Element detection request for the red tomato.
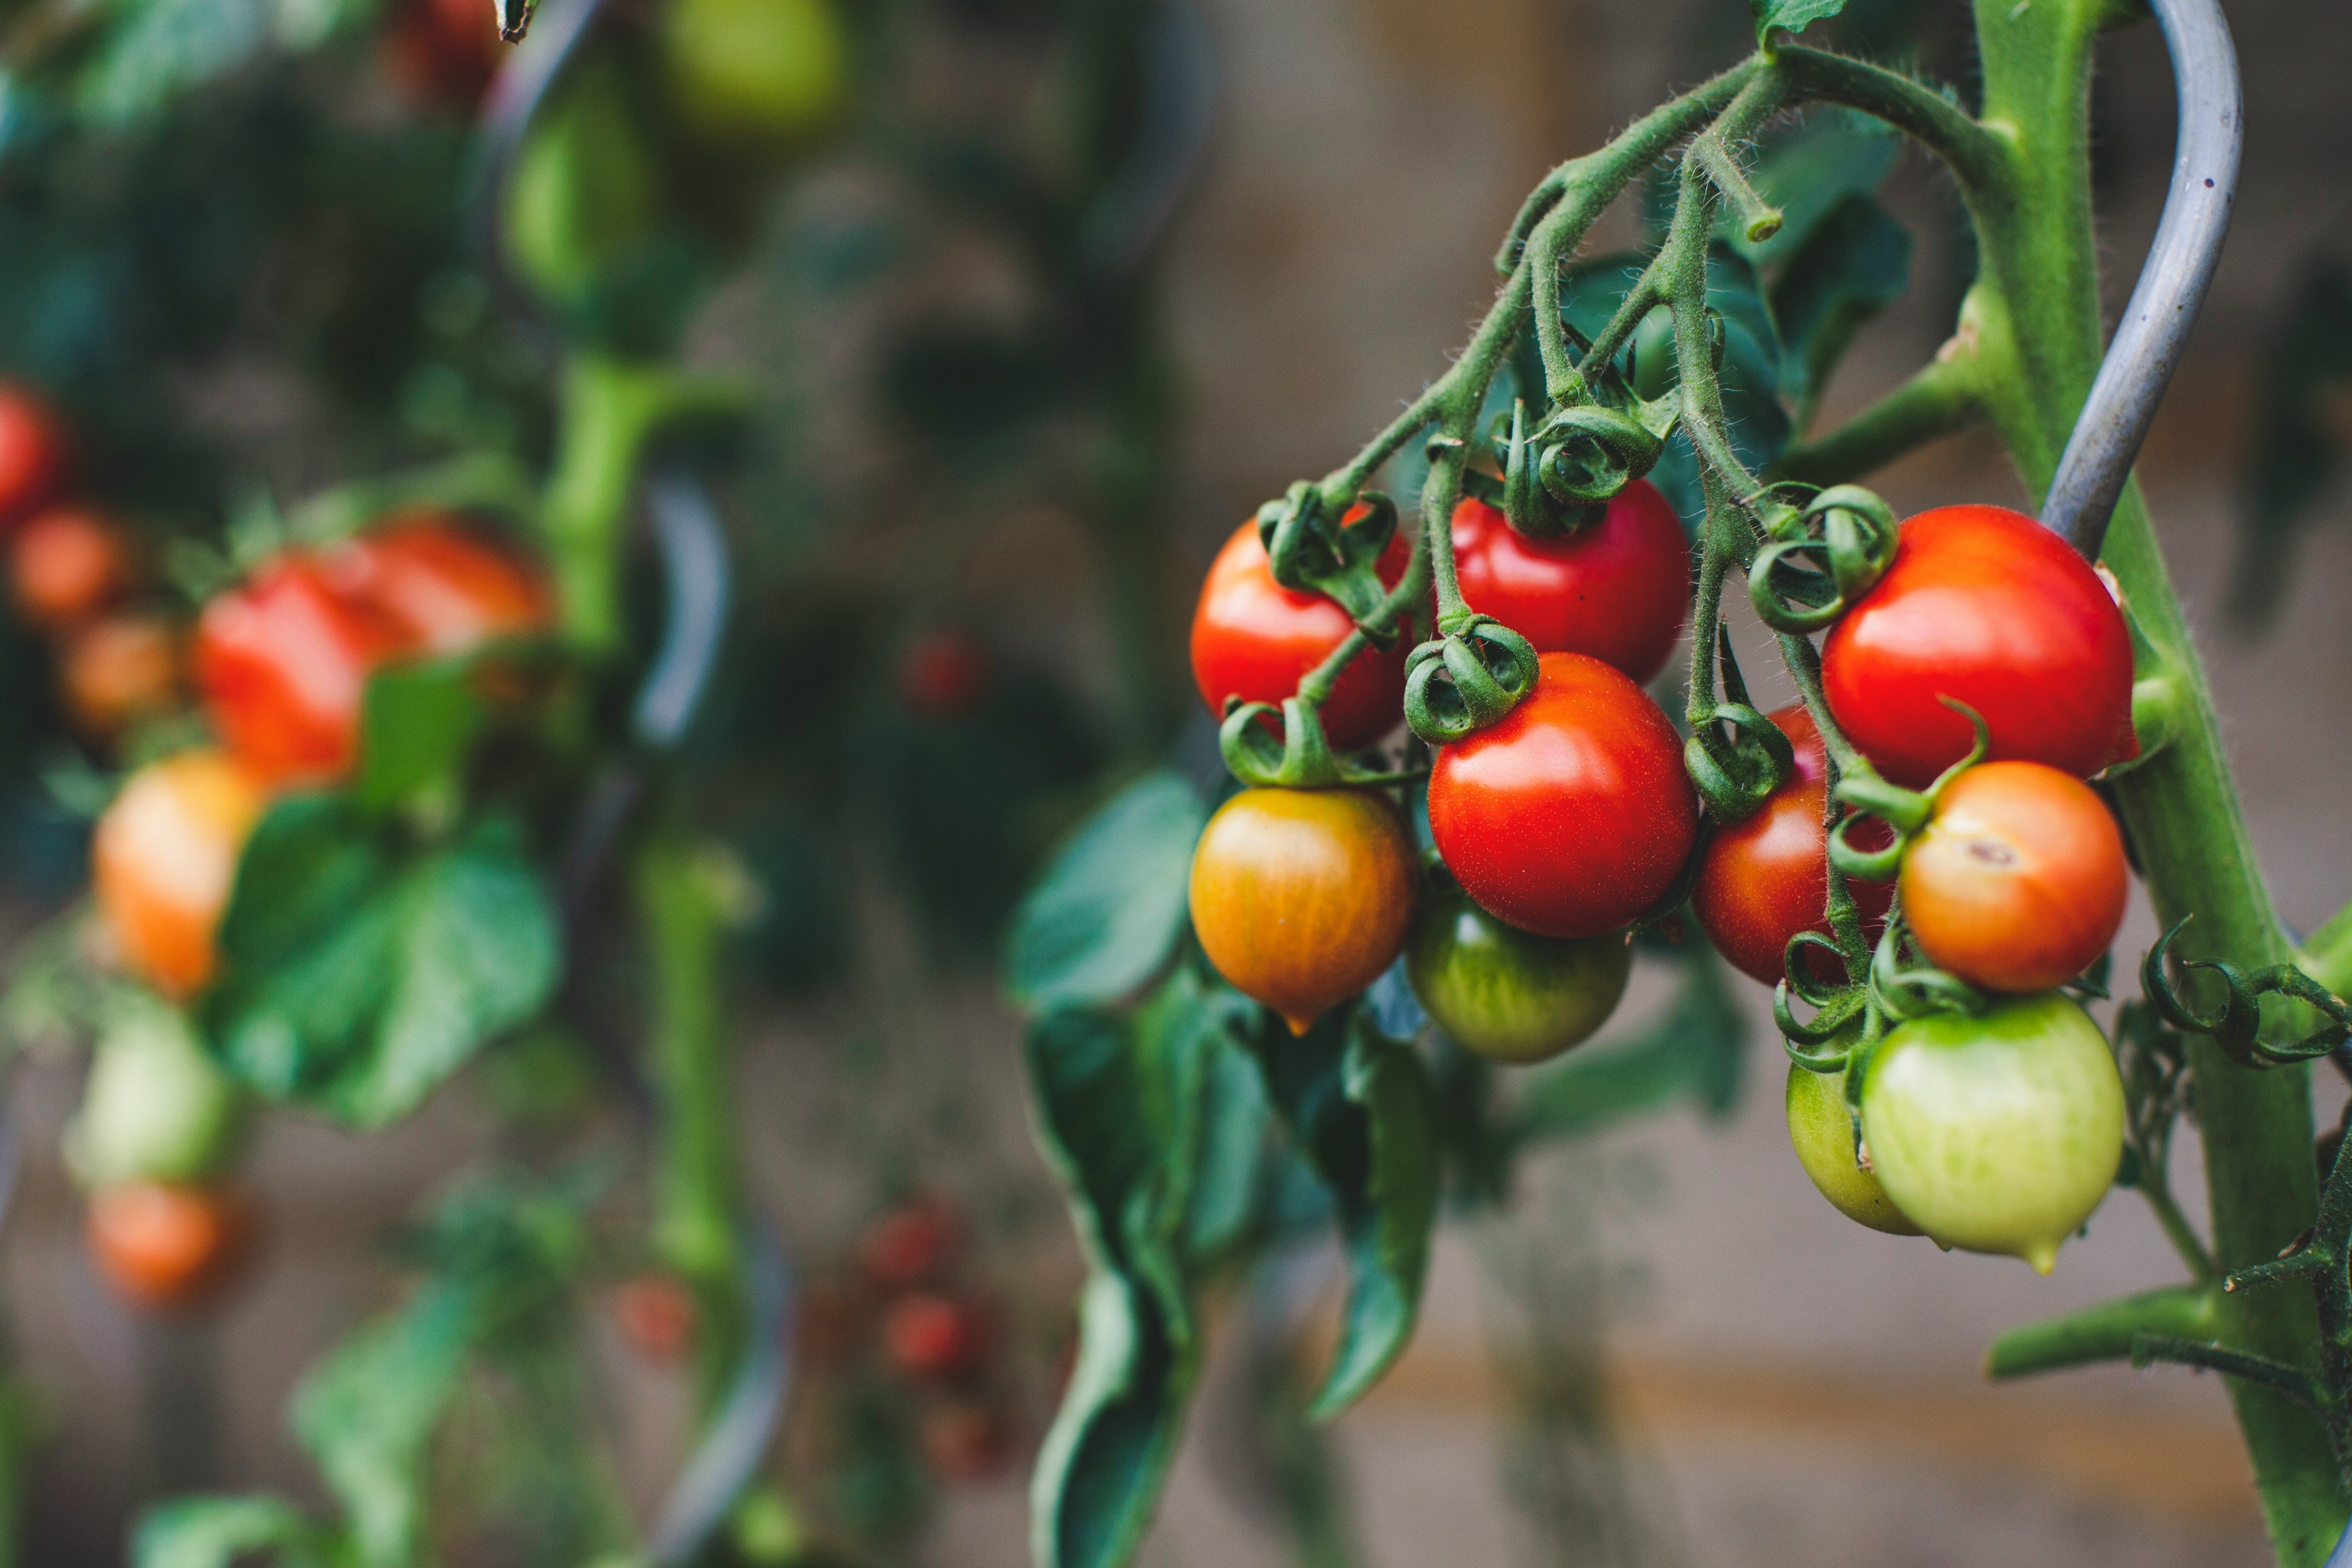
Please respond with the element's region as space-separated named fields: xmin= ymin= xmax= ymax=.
xmin=93 ymin=750 xmax=265 ymax=998
xmin=195 ymin=556 xmax=415 ymax=785
xmin=1902 ymin=761 xmax=2129 ymax=992
xmin=883 ymin=1292 xmax=991 ymax=1382
xmin=860 ymin=1196 xmax=960 ymax=1290
xmin=1449 ymin=485 xmax=1688 ymax=683
xmin=920 ymin=1400 xmax=1014 ymax=1482
xmin=12 ymin=506 xmax=128 ymax=630
xmin=1190 ymin=516 xmax=1411 ymax=750
xmin=62 ymin=613 xmax=182 ymax=740
xmin=900 ymin=631 xmax=990 ymax=719
xmin=385 ymin=0 xmax=502 ymax=108
xmin=86 ymin=1181 xmax=251 ymax=1314
xmin=1821 ymin=505 xmax=2133 ymax=787
xmin=325 ymin=514 xmax=550 ymax=655
xmin=0 ymin=385 xmax=67 ymax=531
xmin=613 ymin=1272 xmax=699 ymax=1363
xmin=1428 ymin=651 xmax=1698 ymax=939
xmin=1692 ymin=705 xmax=1893 ymax=987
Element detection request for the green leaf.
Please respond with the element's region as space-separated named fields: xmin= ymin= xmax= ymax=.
xmin=1770 ymin=195 xmax=1913 ymax=427
xmin=1509 ymin=948 xmax=1748 ymax=1143
xmin=1752 ymin=0 xmax=1850 ymax=43
xmin=133 ymin=1496 xmax=330 ymax=1568
xmin=1004 ymin=772 xmax=1207 ymax=1014
xmin=2231 ymin=260 xmax=2352 ymax=627
xmin=1733 ymin=111 xmax=1899 ymax=269
xmin=1241 ymin=1010 xmax=1438 ymax=1419
xmin=356 ymin=660 xmax=484 ymax=814
xmin=72 ymin=0 xmax=379 ymax=125
xmin=1182 ymin=1026 xmax=1272 ymax=1268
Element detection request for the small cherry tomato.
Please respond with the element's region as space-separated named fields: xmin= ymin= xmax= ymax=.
xmin=613 ymin=1272 xmax=700 ymax=1363
xmin=86 ymin=1181 xmax=252 ymax=1314
xmin=1901 ymin=761 xmax=2129 ymax=993
xmin=61 ymin=613 xmax=182 ymax=740
xmin=1822 ymin=504 xmax=2133 ymax=787
xmin=384 ymin=0 xmax=502 ymax=108
xmin=919 ymin=1399 xmax=1014 ymax=1482
xmin=11 ymin=506 xmax=127 ymax=630
xmin=503 ymin=59 xmax=663 ymax=307
xmin=883 ymin=1292 xmax=991 ymax=1382
xmin=93 ymin=750 xmax=265 ymax=998
xmin=1190 ymin=787 xmax=1417 ymax=1032
xmin=195 ymin=555 xmax=414 ymax=786
xmin=899 ymin=631 xmax=990 ymax=720
xmin=64 ymin=999 xmax=245 ymax=1189
xmin=0 ymin=385 xmax=67 ymax=530
xmin=1449 ymin=484 xmax=1688 ymax=683
xmin=1190 ymin=517 xmax=1411 ymax=751
xmin=1860 ymin=992 xmax=2124 ymax=1272
xmin=1427 ymin=652 xmax=1697 ymax=939
xmin=1692 ymin=704 xmax=1893 ymax=987
xmin=326 ymin=514 xmax=551 ymax=654
xmin=1405 ymin=869 xmax=1629 ymax=1063
xmin=860 ymin=1196 xmax=960 ymax=1291
xmin=1785 ymin=1058 xmax=1920 ymax=1237
xmin=660 ymin=0 xmax=848 ymax=146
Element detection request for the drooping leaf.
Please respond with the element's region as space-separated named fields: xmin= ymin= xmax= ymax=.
xmin=1182 ymin=1025 xmax=1272 ymax=1268
xmin=1752 ymin=0 xmax=1850 ymax=44
xmin=132 ymin=1495 xmax=331 ymax=1568
xmin=2231 ymin=260 xmax=2352 ymax=627
xmin=1509 ymin=948 xmax=1748 ymax=1144
xmin=1733 ymin=110 xmax=1900 ymax=269
xmin=1771 ymin=195 xmax=1913 ymax=428
xmin=1241 ymin=1009 xmax=1438 ymax=1419
xmin=1004 ymin=771 xmax=1207 ymax=1014
xmin=355 ymin=660 xmax=484 ymax=814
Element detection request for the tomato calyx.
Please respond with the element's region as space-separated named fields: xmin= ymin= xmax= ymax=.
xmin=2140 ymin=917 xmax=2352 ymax=1071
xmin=1253 ymin=483 xmax=1406 ymax=631
xmin=1684 ymin=630 xmax=1797 ymax=823
xmin=1746 ymin=485 xmax=1900 ymax=636
xmin=1402 ymin=614 xmax=1539 ymax=745
xmin=1824 ymin=697 xmax=1993 ymax=884
xmin=1218 ymin=694 xmax=1417 ymax=789
xmin=1487 ymin=391 xmax=1673 ymax=541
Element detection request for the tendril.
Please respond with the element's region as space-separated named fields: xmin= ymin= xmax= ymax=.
xmin=2140 ymin=918 xmax=2352 ymax=1069
xmin=1747 ymin=484 xmax=1900 ymax=634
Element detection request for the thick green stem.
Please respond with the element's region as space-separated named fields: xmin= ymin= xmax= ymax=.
xmin=1769 ymin=341 xmax=1984 ymax=487
xmin=1986 ymin=1283 xmax=2220 ymax=1379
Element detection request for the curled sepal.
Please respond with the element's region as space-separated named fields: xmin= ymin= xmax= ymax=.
xmin=1747 ymin=485 xmax=1902 ymax=634
xmin=1255 ymin=482 xmax=1401 ymax=627
xmin=1867 ymin=922 xmax=1986 ymax=1023
xmin=1218 ymin=697 xmax=1348 ymax=788
xmin=1685 ymin=703 xmax=1796 ymax=825
xmin=2139 ymin=918 xmax=2352 ymax=1069
xmin=1402 ymin=618 xmax=1539 ymax=745
xmin=1775 ymin=940 xmax=1868 ymax=1052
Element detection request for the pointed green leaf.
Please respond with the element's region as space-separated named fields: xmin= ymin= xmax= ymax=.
xmin=1752 ymin=0 xmax=1850 ymax=43
xmin=1770 ymin=195 xmax=1913 ymax=427
xmin=1005 ymin=772 xmax=1207 ymax=1014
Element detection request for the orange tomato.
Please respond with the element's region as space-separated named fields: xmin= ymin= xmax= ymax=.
xmin=61 ymin=613 xmax=182 ymax=740
xmin=93 ymin=750 xmax=265 ymax=997
xmin=195 ymin=556 xmax=414 ymax=785
xmin=86 ymin=1181 xmax=252 ymax=1314
xmin=1190 ymin=787 xmax=1416 ymax=1032
xmin=324 ymin=514 xmax=551 ymax=654
xmin=11 ymin=505 xmax=126 ymax=630
xmin=1901 ymin=761 xmax=2129 ymax=993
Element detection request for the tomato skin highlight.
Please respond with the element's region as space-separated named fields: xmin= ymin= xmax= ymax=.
xmin=1427 ymin=652 xmax=1698 ymax=940
xmin=93 ymin=750 xmax=265 ymax=998
xmin=196 ymin=556 xmax=415 ymax=786
xmin=86 ymin=1181 xmax=252 ymax=1314
xmin=11 ymin=506 xmax=127 ymax=630
xmin=324 ymin=514 xmax=551 ymax=655
xmin=1822 ymin=504 xmax=2133 ymax=787
xmin=1449 ymin=484 xmax=1689 ymax=683
xmin=1190 ymin=519 xmax=1410 ymax=751
xmin=1902 ymin=761 xmax=2129 ymax=993
xmin=1785 ymin=1059 xmax=1920 ymax=1236
xmin=1190 ymin=787 xmax=1416 ymax=1032
xmin=1860 ymin=992 xmax=2125 ymax=1272
xmin=1405 ymin=873 xmax=1629 ymax=1063
xmin=0 ymin=385 xmax=67 ymax=531
xmin=1693 ymin=704 xmax=1893 ymax=987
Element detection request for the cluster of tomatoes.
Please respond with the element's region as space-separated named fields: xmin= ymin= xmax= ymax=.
xmin=1189 ymin=486 xmax=2140 ymax=1272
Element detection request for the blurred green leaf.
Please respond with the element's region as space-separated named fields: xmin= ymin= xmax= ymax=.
xmin=2233 ymin=260 xmax=2352 ymax=627
xmin=74 ymin=0 xmax=381 ymax=125
xmin=1182 ymin=1025 xmax=1271 ymax=1267
xmin=1752 ymin=0 xmax=1851 ymax=43
xmin=1005 ymin=771 xmax=1206 ymax=1013
xmin=1509 ymin=948 xmax=1748 ymax=1144
xmin=1770 ymin=194 xmax=1912 ymax=428
xmin=1732 ymin=110 xmax=1899 ymax=270
xmin=356 ymin=658 xmax=483 ymax=814
xmin=133 ymin=1495 xmax=332 ymax=1568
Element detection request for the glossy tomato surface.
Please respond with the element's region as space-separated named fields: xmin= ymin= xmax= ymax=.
xmin=11 ymin=506 xmax=126 ymax=630
xmin=0 ymin=385 xmax=66 ymax=530
xmin=1190 ymin=518 xmax=1411 ymax=751
xmin=1693 ymin=705 xmax=1893 ymax=987
xmin=1449 ymin=484 xmax=1688 ymax=682
xmin=93 ymin=750 xmax=265 ymax=998
xmin=61 ymin=614 xmax=181 ymax=740
xmin=1428 ymin=652 xmax=1698 ymax=939
xmin=1860 ymin=993 xmax=2124 ymax=1272
xmin=1190 ymin=786 xmax=1416 ymax=1032
xmin=86 ymin=1181 xmax=252 ymax=1314
xmin=1785 ymin=1058 xmax=1920 ymax=1236
xmin=1902 ymin=761 xmax=2129 ymax=992
xmin=196 ymin=555 xmax=415 ymax=785
xmin=1405 ymin=871 xmax=1630 ymax=1063
xmin=1822 ymin=505 xmax=2133 ymax=787
xmin=327 ymin=514 xmax=551 ymax=654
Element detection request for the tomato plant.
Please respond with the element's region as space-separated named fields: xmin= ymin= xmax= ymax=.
xmin=59 ymin=613 xmax=180 ymax=740
xmin=85 ymin=1181 xmax=251 ymax=1315
xmin=10 ymin=505 xmax=126 ymax=631
xmin=1405 ymin=867 xmax=1631 ymax=1063
xmin=195 ymin=556 xmax=414 ymax=786
xmin=326 ymin=514 xmax=551 ymax=654
xmin=1448 ymin=483 xmax=1688 ymax=683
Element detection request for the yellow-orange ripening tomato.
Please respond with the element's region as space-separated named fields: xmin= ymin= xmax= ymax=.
xmin=1901 ymin=761 xmax=2128 ymax=994
xmin=86 ymin=1181 xmax=253 ymax=1315
xmin=93 ymin=750 xmax=265 ymax=997
xmin=61 ymin=613 xmax=182 ymax=740
xmin=1190 ymin=787 xmax=1415 ymax=1034
xmin=11 ymin=505 xmax=128 ymax=631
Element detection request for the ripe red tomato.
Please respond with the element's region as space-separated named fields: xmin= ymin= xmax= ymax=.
xmin=196 ymin=556 xmax=414 ymax=785
xmin=899 ymin=631 xmax=990 ymax=719
xmin=11 ymin=505 xmax=127 ymax=630
xmin=86 ymin=1181 xmax=252 ymax=1314
xmin=1449 ymin=484 xmax=1688 ymax=683
xmin=612 ymin=1272 xmax=699 ymax=1363
xmin=0 ymin=385 xmax=67 ymax=531
xmin=1428 ymin=652 xmax=1698 ymax=939
xmin=325 ymin=514 xmax=551 ymax=655
xmin=1190 ymin=517 xmax=1411 ymax=750
xmin=384 ymin=0 xmax=502 ymax=108
xmin=1901 ymin=761 xmax=2129 ymax=992
xmin=1822 ymin=504 xmax=2133 ymax=787
xmin=1190 ymin=786 xmax=1417 ymax=1032
xmin=93 ymin=750 xmax=265 ymax=998
xmin=919 ymin=1399 xmax=1014 ymax=1482
xmin=61 ymin=613 xmax=182 ymax=740
xmin=860 ymin=1196 xmax=961 ymax=1290
xmin=1692 ymin=704 xmax=1893 ymax=987
xmin=883 ymin=1292 xmax=991 ymax=1382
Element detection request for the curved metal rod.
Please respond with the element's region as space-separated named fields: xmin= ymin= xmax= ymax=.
xmin=635 ymin=469 xmax=734 ymax=748
xmin=2040 ymin=0 xmax=2241 ymax=559
xmin=646 ymin=1218 xmax=796 ymax=1566
xmin=1076 ymin=0 xmax=1219 ymax=288
xmin=2331 ymin=1511 xmax=2352 ymax=1568
xmin=469 ymin=0 xmax=610 ymax=309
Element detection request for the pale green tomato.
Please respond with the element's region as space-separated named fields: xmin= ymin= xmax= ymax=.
xmin=1785 ymin=1058 xmax=1920 ymax=1237
xmin=64 ymin=998 xmax=245 ymax=1189
xmin=1859 ymin=992 xmax=2124 ymax=1272
xmin=1405 ymin=877 xmax=1630 ymax=1064
xmin=660 ymin=0 xmax=847 ymax=146
xmin=503 ymin=60 xmax=661 ymax=306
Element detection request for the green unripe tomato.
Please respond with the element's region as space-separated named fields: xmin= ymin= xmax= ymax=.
xmin=660 ymin=0 xmax=846 ymax=147
xmin=1785 ymin=1058 xmax=1920 ymax=1237
xmin=64 ymin=998 xmax=245 ymax=1189
xmin=503 ymin=59 xmax=662 ymax=306
xmin=1405 ymin=874 xmax=1631 ymax=1064
xmin=1859 ymin=992 xmax=2124 ymax=1273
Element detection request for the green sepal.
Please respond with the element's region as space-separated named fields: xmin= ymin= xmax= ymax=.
xmin=1255 ymin=483 xmax=1401 ymax=627
xmin=1748 ymin=484 xmax=1900 ymax=634
xmin=1402 ymin=618 xmax=1539 ymax=745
